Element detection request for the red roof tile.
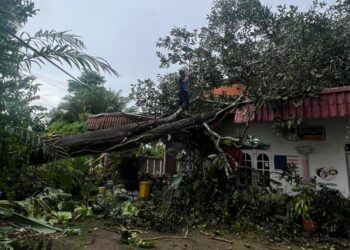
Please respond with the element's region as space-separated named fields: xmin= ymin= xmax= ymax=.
xmin=86 ymin=112 xmax=153 ymax=131
xmin=234 ymin=86 xmax=350 ymax=123
xmin=211 ymin=84 xmax=245 ymax=97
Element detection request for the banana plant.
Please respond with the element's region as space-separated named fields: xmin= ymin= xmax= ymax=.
xmin=289 ymin=179 xmax=317 ymax=220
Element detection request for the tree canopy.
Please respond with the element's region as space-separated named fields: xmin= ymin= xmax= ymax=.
xmin=132 ymin=0 xmax=350 ymax=113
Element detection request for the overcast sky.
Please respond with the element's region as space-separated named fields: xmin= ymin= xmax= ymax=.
xmin=24 ymin=0 xmax=336 ymax=109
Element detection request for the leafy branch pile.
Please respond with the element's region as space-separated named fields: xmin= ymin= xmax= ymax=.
xmin=0 ymin=188 xmax=94 ymax=229
xmin=0 ymin=187 xmax=99 ymax=249
xmin=103 ymin=158 xmax=350 ymax=242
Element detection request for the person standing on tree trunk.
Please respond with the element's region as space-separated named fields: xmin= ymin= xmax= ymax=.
xmin=178 ymin=69 xmax=189 ymax=110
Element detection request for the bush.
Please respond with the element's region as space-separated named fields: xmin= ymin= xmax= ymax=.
xmin=314 ymin=185 xmax=350 ymax=236
xmin=13 ymin=156 xmax=105 ymax=201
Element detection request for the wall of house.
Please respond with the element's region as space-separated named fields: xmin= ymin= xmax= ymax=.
xmin=217 ymin=118 xmax=350 ymax=197
xmin=140 ymin=157 xmax=164 ymax=176
xmin=139 ymin=156 xmax=186 ymax=176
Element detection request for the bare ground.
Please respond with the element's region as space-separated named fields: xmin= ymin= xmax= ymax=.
xmin=39 ymin=220 xmax=348 ymax=250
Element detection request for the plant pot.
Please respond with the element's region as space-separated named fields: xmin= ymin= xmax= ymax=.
xmin=302 ymin=218 xmax=318 ymax=234
xmin=98 ymin=186 xmax=107 ymax=195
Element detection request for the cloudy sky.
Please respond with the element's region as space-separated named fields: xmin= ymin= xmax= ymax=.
xmin=24 ymin=0 xmax=336 ymax=109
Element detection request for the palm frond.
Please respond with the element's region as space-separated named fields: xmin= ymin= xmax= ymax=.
xmin=29 ymin=30 xmax=86 ymax=50
xmin=24 ymin=130 xmax=70 ymax=163
xmin=19 ymin=30 xmax=119 ymax=76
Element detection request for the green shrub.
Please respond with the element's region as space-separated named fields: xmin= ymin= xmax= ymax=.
xmin=314 ymin=185 xmax=350 ymax=236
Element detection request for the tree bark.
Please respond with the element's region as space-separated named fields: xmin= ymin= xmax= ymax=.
xmin=30 ymin=111 xmax=216 ymax=165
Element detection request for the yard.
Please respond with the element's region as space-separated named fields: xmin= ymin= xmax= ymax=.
xmin=10 ymin=220 xmax=349 ymax=250
xmin=3 ymin=0 xmax=350 ymax=249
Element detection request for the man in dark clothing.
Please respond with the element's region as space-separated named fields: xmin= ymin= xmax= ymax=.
xmin=178 ymin=69 xmax=189 ymax=110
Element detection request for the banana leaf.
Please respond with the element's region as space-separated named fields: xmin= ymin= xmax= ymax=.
xmin=0 ymin=200 xmax=26 ymax=213
xmin=0 ymin=207 xmax=62 ymax=234
xmin=11 ymin=212 xmax=62 ymax=233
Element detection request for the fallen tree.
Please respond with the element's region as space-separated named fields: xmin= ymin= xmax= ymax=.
xmin=30 ymin=97 xmax=247 ymax=167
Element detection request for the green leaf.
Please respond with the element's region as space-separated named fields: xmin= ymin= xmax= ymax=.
xmin=64 ymin=228 xmax=81 ymax=236
xmin=10 ymin=210 xmax=62 ymax=233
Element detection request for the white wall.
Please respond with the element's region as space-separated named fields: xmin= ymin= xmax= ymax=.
xmin=217 ymin=118 xmax=350 ymax=197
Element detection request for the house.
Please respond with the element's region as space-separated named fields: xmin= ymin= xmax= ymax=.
xmin=85 ymin=86 xmax=350 ymax=197
xmin=216 ymin=86 xmax=350 ymax=197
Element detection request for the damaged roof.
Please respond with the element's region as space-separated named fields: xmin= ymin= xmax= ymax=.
xmin=234 ymin=86 xmax=350 ymax=123
xmin=86 ymin=112 xmax=153 ymax=131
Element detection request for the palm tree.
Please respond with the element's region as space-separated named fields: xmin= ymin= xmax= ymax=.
xmin=0 ymin=1 xmax=118 ymax=78
xmin=0 ymin=0 xmax=118 ymax=169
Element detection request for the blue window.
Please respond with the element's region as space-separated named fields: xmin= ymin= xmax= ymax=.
xmin=274 ymin=155 xmax=287 ymax=171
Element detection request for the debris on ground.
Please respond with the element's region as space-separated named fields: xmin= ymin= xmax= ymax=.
xmin=0 ymin=187 xmax=87 ymax=249
xmin=120 ymin=228 xmax=156 ymax=248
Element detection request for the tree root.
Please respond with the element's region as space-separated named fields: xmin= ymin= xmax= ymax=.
xmin=199 ymin=230 xmax=234 ymax=244
xmin=142 ymin=235 xmax=189 ymax=241
xmin=142 ymin=228 xmax=189 ymax=241
xmin=102 ymin=226 xmax=148 ymax=234
xmin=102 ymin=227 xmax=119 ymax=233
xmin=130 ymin=229 xmax=149 ymax=234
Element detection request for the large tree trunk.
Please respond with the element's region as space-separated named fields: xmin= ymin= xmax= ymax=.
xmin=30 ymin=98 xmax=247 ymax=165
xmin=30 ymin=111 xmax=216 ymax=165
